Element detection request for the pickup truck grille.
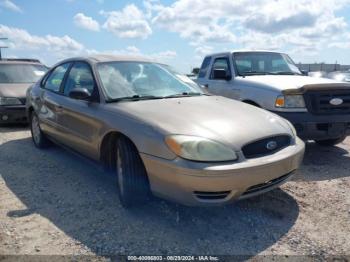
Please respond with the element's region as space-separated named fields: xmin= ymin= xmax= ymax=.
xmin=19 ymin=98 xmax=26 ymax=105
xmin=242 ymin=135 xmax=291 ymax=159
xmin=303 ymin=90 xmax=350 ymax=115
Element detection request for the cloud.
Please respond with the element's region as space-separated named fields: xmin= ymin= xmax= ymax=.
xmin=0 ymin=24 xmax=84 ymax=61
xmin=151 ymin=0 xmax=250 ymax=45
xmin=194 ymin=45 xmax=213 ymax=58
xmin=244 ymin=11 xmax=317 ymax=33
xmin=150 ymin=0 xmax=350 ymax=57
xmin=74 ymin=13 xmax=100 ymax=31
xmin=0 ymin=24 xmax=175 ymax=66
xmin=101 ymin=4 xmax=152 ymax=39
xmin=0 ymin=0 xmax=22 ymax=13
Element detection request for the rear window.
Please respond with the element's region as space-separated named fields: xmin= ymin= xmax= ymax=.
xmin=0 ymin=64 xmax=48 ymax=83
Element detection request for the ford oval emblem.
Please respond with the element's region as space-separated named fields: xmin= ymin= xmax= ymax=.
xmin=266 ymin=141 xmax=278 ymax=150
xmin=329 ymin=98 xmax=343 ymax=106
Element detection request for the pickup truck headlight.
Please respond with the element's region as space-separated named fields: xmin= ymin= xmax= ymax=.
xmin=0 ymin=97 xmax=22 ymax=106
xmin=165 ymin=135 xmax=237 ymax=162
xmin=275 ymin=95 xmax=305 ymax=108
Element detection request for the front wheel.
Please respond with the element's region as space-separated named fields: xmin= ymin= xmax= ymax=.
xmin=315 ymin=135 xmax=347 ymax=146
xmin=116 ymin=136 xmax=150 ymax=207
xmin=30 ymin=112 xmax=51 ymax=148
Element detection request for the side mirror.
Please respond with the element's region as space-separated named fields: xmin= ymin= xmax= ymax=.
xmin=301 ymin=70 xmax=308 ymax=76
xmin=213 ymin=69 xmax=231 ymax=80
xmin=69 ymin=88 xmax=91 ymax=100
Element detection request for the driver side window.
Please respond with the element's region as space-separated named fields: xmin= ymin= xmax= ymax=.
xmin=210 ymin=57 xmax=231 ymax=79
xmin=63 ymin=62 xmax=95 ymax=96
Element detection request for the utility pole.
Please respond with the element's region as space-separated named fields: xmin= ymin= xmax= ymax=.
xmin=0 ymin=37 xmax=9 ymax=60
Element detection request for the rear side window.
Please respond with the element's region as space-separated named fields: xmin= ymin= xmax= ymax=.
xmin=198 ymin=56 xmax=211 ymax=78
xmin=44 ymin=63 xmax=70 ymax=92
xmin=63 ymin=62 xmax=95 ymax=96
xmin=210 ymin=57 xmax=231 ymax=79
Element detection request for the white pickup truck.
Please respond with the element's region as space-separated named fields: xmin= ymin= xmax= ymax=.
xmin=195 ymin=51 xmax=350 ymax=145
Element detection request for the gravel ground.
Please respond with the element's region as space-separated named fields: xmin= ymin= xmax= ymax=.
xmin=0 ymin=126 xmax=349 ymax=259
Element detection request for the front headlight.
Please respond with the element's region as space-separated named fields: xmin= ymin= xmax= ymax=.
xmin=275 ymin=95 xmax=305 ymax=108
xmin=0 ymin=97 xmax=22 ymax=106
xmin=165 ymin=135 xmax=237 ymax=162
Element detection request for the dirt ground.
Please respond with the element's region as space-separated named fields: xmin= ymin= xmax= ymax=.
xmin=0 ymin=126 xmax=349 ymax=259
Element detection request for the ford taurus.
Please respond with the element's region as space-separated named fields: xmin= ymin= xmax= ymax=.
xmin=26 ymin=55 xmax=305 ymax=207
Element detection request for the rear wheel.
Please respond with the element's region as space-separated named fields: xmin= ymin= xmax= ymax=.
xmin=30 ymin=112 xmax=51 ymax=148
xmin=116 ymin=136 xmax=150 ymax=207
xmin=315 ymin=135 xmax=347 ymax=146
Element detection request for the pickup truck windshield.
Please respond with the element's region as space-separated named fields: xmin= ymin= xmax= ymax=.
xmin=97 ymin=62 xmax=203 ymax=101
xmin=0 ymin=64 xmax=47 ymax=83
xmin=233 ymin=52 xmax=302 ymax=76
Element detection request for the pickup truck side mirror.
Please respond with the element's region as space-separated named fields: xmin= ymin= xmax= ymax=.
xmin=301 ymin=70 xmax=308 ymax=76
xmin=69 ymin=87 xmax=91 ymax=100
xmin=213 ymin=69 xmax=232 ymax=81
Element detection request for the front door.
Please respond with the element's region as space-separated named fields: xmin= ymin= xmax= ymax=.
xmin=56 ymin=61 xmax=102 ymax=159
xmin=207 ymin=57 xmax=241 ymax=100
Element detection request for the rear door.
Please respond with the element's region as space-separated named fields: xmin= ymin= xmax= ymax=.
xmin=56 ymin=61 xmax=102 ymax=159
xmin=39 ymin=63 xmax=71 ymax=140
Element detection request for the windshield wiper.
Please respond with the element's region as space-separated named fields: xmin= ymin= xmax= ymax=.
xmin=241 ymin=71 xmax=301 ymax=76
xmin=106 ymin=95 xmax=163 ymax=103
xmin=240 ymin=71 xmax=270 ymax=76
xmin=272 ymin=71 xmax=301 ymax=75
xmin=162 ymin=92 xmax=203 ymax=99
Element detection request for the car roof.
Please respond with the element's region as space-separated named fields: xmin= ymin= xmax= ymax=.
xmin=0 ymin=58 xmax=44 ymax=65
xmin=59 ymin=54 xmax=157 ymax=65
xmin=205 ymin=50 xmax=286 ymax=57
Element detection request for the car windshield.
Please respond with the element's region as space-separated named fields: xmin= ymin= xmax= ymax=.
xmin=0 ymin=64 xmax=48 ymax=83
xmin=233 ymin=52 xmax=302 ymax=76
xmin=97 ymin=62 xmax=204 ymax=101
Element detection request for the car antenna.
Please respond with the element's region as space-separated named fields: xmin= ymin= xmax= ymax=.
xmin=0 ymin=37 xmax=9 ymax=60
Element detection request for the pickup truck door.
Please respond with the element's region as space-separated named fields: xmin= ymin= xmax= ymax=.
xmin=205 ymin=56 xmax=241 ymax=100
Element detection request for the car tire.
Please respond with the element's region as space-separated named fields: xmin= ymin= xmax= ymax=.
xmin=315 ymin=135 xmax=347 ymax=146
xmin=116 ymin=136 xmax=150 ymax=208
xmin=30 ymin=112 xmax=51 ymax=148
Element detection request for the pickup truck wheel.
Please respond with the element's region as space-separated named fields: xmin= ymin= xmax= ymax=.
xmin=30 ymin=112 xmax=51 ymax=148
xmin=315 ymin=135 xmax=347 ymax=146
xmin=116 ymin=136 xmax=150 ymax=208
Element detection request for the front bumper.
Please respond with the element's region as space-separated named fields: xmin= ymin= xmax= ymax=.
xmin=0 ymin=105 xmax=27 ymax=123
xmin=272 ymin=111 xmax=350 ymax=140
xmin=141 ymin=138 xmax=305 ymax=206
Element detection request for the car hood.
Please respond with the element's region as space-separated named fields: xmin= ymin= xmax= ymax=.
xmin=236 ymin=75 xmax=344 ymax=91
xmin=0 ymin=83 xmax=33 ymax=98
xmin=110 ymin=96 xmax=293 ymax=150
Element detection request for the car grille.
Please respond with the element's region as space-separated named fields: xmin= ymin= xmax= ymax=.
xmin=194 ymin=191 xmax=231 ymax=200
xmin=19 ymin=98 xmax=26 ymax=105
xmin=242 ymin=135 xmax=291 ymax=159
xmin=303 ymin=89 xmax=350 ymax=115
xmin=241 ymin=172 xmax=293 ymax=196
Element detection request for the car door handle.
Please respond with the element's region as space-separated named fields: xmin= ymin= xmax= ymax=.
xmin=202 ymin=84 xmax=209 ymax=88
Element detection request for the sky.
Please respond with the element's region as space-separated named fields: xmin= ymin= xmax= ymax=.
xmin=1 ymin=0 xmax=350 ymax=73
